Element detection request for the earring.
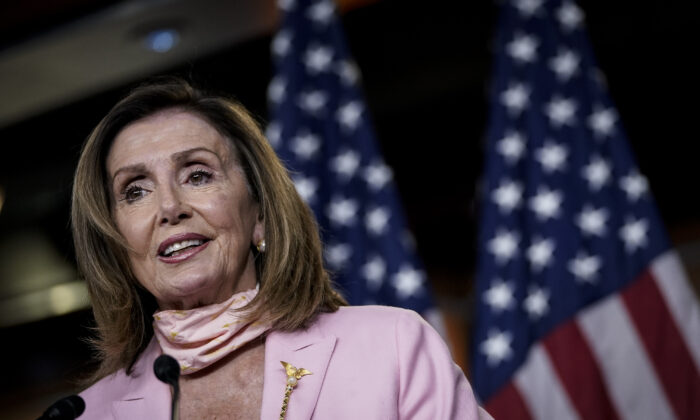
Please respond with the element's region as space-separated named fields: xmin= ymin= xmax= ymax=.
xmin=256 ymin=239 xmax=266 ymax=253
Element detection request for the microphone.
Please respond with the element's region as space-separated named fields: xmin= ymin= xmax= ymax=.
xmin=154 ymin=354 xmax=181 ymax=420
xmin=37 ymin=395 xmax=85 ymax=420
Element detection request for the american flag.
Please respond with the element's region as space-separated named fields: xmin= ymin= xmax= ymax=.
xmin=472 ymin=0 xmax=700 ymax=419
xmin=266 ymin=0 xmax=437 ymax=317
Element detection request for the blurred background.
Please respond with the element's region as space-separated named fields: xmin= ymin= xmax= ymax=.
xmin=0 ymin=0 xmax=698 ymax=418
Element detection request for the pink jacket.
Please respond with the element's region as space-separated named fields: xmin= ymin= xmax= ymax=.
xmin=80 ymin=305 xmax=492 ymax=419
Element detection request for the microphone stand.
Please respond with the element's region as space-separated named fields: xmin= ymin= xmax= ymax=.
xmin=154 ymin=354 xmax=181 ymax=420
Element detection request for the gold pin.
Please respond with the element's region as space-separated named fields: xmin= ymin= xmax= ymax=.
xmin=279 ymin=361 xmax=312 ymax=420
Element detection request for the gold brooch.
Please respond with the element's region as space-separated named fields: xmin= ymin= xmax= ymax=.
xmin=279 ymin=361 xmax=312 ymax=420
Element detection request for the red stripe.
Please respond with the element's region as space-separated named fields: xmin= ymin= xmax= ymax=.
xmin=622 ymin=269 xmax=700 ymax=420
xmin=543 ymin=320 xmax=620 ymax=420
xmin=485 ymin=381 xmax=533 ymax=420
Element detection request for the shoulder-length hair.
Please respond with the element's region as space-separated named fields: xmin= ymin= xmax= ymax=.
xmin=72 ymin=77 xmax=346 ymax=380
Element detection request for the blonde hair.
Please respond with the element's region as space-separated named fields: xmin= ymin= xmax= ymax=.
xmin=72 ymin=77 xmax=346 ymax=380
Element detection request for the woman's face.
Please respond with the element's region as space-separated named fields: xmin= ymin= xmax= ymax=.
xmin=106 ymin=110 xmax=263 ymax=310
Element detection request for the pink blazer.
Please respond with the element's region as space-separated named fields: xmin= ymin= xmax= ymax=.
xmin=80 ymin=306 xmax=492 ymax=419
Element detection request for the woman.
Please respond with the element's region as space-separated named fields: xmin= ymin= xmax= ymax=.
xmin=73 ymin=78 xmax=491 ymax=419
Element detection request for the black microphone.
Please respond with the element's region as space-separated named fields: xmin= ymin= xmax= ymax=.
xmin=154 ymin=354 xmax=181 ymax=420
xmin=37 ymin=395 xmax=85 ymax=420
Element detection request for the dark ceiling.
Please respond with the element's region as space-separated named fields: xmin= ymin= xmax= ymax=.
xmin=0 ymin=0 xmax=698 ymax=417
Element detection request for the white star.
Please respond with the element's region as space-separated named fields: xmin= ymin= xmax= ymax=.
xmin=330 ymin=149 xmax=361 ymax=180
xmin=366 ymin=207 xmax=390 ymax=235
xmin=277 ymin=0 xmax=296 ymax=11
xmin=557 ymin=1 xmax=584 ymax=31
xmin=620 ymin=217 xmax=648 ymax=253
xmin=392 ymin=265 xmax=424 ymax=299
xmin=337 ymin=101 xmax=363 ymax=131
xmin=324 ymin=243 xmax=352 ymax=269
xmin=363 ymin=162 xmax=393 ymax=191
xmin=292 ymin=176 xmax=318 ymax=203
xmin=568 ymin=251 xmax=601 ymax=283
xmin=500 ymin=82 xmax=530 ymax=115
xmin=582 ymin=156 xmax=611 ymax=190
xmin=304 ymin=44 xmax=333 ymax=73
xmin=527 ymin=237 xmax=555 ymax=271
xmin=307 ymin=0 xmax=334 ymax=24
xmin=337 ymin=60 xmax=360 ymax=85
xmin=480 ymin=329 xmax=513 ymax=367
xmin=550 ymin=49 xmax=580 ymax=81
xmin=265 ymin=122 xmax=281 ymax=149
xmin=483 ymin=279 xmax=515 ymax=312
xmin=544 ymin=96 xmax=577 ymax=127
xmin=529 ymin=187 xmax=563 ymax=220
xmin=362 ymin=255 xmax=386 ymax=290
xmin=514 ymin=0 xmax=544 ymax=17
xmin=497 ymin=131 xmax=526 ymax=164
xmin=507 ymin=33 xmax=539 ymax=64
xmin=267 ymin=76 xmax=286 ymax=104
xmin=290 ymin=132 xmax=321 ymax=160
xmin=326 ymin=197 xmax=358 ymax=226
xmin=620 ymin=171 xmax=649 ymax=201
xmin=524 ymin=286 xmax=549 ymax=319
xmin=491 ymin=179 xmax=523 ymax=213
xmin=271 ymin=29 xmax=292 ymax=57
xmin=535 ymin=141 xmax=568 ymax=172
xmin=297 ymin=90 xmax=328 ymax=115
xmin=576 ymin=205 xmax=608 ymax=236
xmin=488 ymin=229 xmax=519 ymax=264
xmin=588 ymin=106 xmax=617 ymax=138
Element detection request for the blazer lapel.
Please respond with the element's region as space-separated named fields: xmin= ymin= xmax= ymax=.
xmin=261 ymin=324 xmax=337 ymax=420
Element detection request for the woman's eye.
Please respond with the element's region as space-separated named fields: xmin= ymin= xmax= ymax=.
xmin=189 ymin=170 xmax=212 ymax=185
xmin=123 ymin=185 xmax=147 ymax=203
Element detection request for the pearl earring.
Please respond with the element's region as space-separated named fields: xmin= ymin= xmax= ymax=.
xmin=256 ymin=239 xmax=266 ymax=253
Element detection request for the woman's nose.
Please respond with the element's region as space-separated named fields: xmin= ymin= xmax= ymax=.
xmin=158 ymin=185 xmax=192 ymax=225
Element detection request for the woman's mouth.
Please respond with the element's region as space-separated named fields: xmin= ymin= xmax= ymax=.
xmin=157 ymin=234 xmax=211 ymax=263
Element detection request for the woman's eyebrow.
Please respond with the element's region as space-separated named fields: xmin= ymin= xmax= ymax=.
xmin=172 ymin=147 xmax=221 ymax=164
xmin=111 ymin=163 xmax=147 ymax=184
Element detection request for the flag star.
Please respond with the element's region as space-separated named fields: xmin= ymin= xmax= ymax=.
xmin=277 ymin=0 xmax=296 ymax=11
xmin=304 ymin=44 xmax=334 ymax=73
xmin=267 ymin=76 xmax=286 ymax=104
xmin=290 ymin=132 xmax=321 ymax=160
xmin=391 ymin=265 xmax=424 ymax=299
xmin=330 ymin=149 xmax=361 ymax=180
xmin=292 ymin=176 xmax=318 ymax=203
xmin=362 ymin=255 xmax=386 ymax=290
xmin=483 ymin=279 xmax=515 ymax=312
xmin=497 ymin=131 xmax=526 ymax=164
xmin=588 ymin=106 xmax=617 ymax=138
xmin=265 ymin=122 xmax=281 ymax=149
xmin=337 ymin=101 xmax=363 ymax=130
xmin=363 ymin=162 xmax=393 ymax=191
xmin=271 ymin=30 xmax=292 ymax=57
xmin=535 ymin=141 xmax=568 ymax=172
xmin=500 ymin=83 xmax=530 ymax=115
xmin=327 ymin=197 xmax=358 ymax=226
xmin=582 ymin=156 xmax=611 ymax=190
xmin=527 ymin=237 xmax=555 ymax=271
xmin=620 ymin=171 xmax=649 ymax=201
xmin=366 ymin=207 xmax=390 ymax=235
xmin=297 ymin=90 xmax=328 ymax=115
xmin=488 ymin=229 xmax=519 ymax=264
xmin=544 ymin=96 xmax=577 ymax=127
xmin=557 ymin=1 xmax=584 ymax=31
xmin=337 ymin=60 xmax=360 ymax=85
xmin=576 ymin=205 xmax=608 ymax=236
xmin=620 ymin=217 xmax=648 ymax=253
xmin=480 ymin=329 xmax=513 ymax=367
xmin=507 ymin=33 xmax=539 ymax=63
xmin=514 ymin=0 xmax=544 ymax=17
xmin=491 ymin=179 xmax=523 ymax=213
xmin=549 ymin=49 xmax=580 ymax=81
xmin=324 ymin=243 xmax=352 ymax=269
xmin=306 ymin=0 xmax=334 ymax=24
xmin=524 ymin=286 xmax=549 ymax=319
xmin=568 ymin=252 xmax=602 ymax=283
xmin=529 ymin=187 xmax=563 ymax=220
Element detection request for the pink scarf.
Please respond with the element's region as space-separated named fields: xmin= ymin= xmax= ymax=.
xmin=153 ymin=288 xmax=268 ymax=374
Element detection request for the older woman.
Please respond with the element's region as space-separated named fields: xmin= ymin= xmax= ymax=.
xmin=73 ymin=78 xmax=491 ymax=419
